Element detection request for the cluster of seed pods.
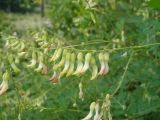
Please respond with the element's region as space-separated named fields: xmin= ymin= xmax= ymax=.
xmin=82 ymin=94 xmax=112 ymax=120
xmin=0 ymin=32 xmax=110 ymax=95
xmin=49 ymin=48 xmax=110 ymax=84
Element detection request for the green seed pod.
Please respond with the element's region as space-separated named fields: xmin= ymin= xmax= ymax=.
xmin=2 ymin=71 xmax=10 ymax=81
xmin=82 ymin=102 xmax=96 ymax=120
xmin=0 ymin=79 xmax=8 ymax=96
xmin=27 ymin=51 xmax=37 ymax=68
xmin=19 ymin=42 xmax=25 ymax=51
xmin=81 ymin=53 xmax=92 ymax=74
xmin=8 ymin=55 xmax=20 ymax=73
xmin=50 ymin=48 xmax=62 ymax=62
xmin=35 ymin=52 xmax=44 ymax=72
xmin=18 ymin=52 xmax=26 ymax=57
xmin=60 ymin=52 xmax=71 ymax=77
xmin=73 ymin=52 xmax=83 ymax=75
xmin=98 ymin=53 xmax=106 ymax=75
xmin=66 ymin=53 xmax=76 ymax=77
xmin=53 ymin=49 xmax=67 ymax=71
xmin=90 ymin=57 xmax=98 ymax=80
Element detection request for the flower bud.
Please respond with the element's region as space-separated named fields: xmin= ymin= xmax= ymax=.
xmin=66 ymin=53 xmax=76 ymax=77
xmin=94 ymin=102 xmax=100 ymax=120
xmin=79 ymin=82 xmax=84 ymax=101
xmin=90 ymin=57 xmax=98 ymax=80
xmin=73 ymin=52 xmax=83 ymax=75
xmin=98 ymin=53 xmax=106 ymax=75
xmin=82 ymin=102 xmax=96 ymax=120
xmin=60 ymin=52 xmax=71 ymax=77
xmin=81 ymin=53 xmax=92 ymax=74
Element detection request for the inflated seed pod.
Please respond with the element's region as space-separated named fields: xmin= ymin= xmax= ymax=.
xmin=18 ymin=52 xmax=26 ymax=57
xmin=50 ymin=48 xmax=62 ymax=62
xmin=8 ymin=55 xmax=20 ymax=73
xmin=81 ymin=53 xmax=92 ymax=74
xmin=66 ymin=53 xmax=76 ymax=77
xmin=93 ymin=102 xmax=100 ymax=120
xmin=98 ymin=53 xmax=105 ymax=75
xmin=35 ymin=52 xmax=44 ymax=72
xmin=27 ymin=51 xmax=37 ymax=68
xmin=60 ymin=52 xmax=71 ymax=77
xmin=103 ymin=52 xmax=109 ymax=75
xmin=73 ymin=52 xmax=83 ymax=75
xmin=0 ymin=71 xmax=10 ymax=96
xmin=90 ymin=57 xmax=98 ymax=80
xmin=82 ymin=102 xmax=96 ymax=120
xmin=10 ymin=40 xmax=19 ymax=47
xmin=49 ymin=71 xmax=60 ymax=84
xmin=53 ymin=49 xmax=68 ymax=71
xmin=19 ymin=42 xmax=25 ymax=51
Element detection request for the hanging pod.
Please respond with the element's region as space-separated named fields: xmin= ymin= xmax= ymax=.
xmin=103 ymin=52 xmax=109 ymax=75
xmin=81 ymin=53 xmax=92 ymax=74
xmin=90 ymin=56 xmax=98 ymax=80
xmin=27 ymin=51 xmax=37 ymax=68
xmin=50 ymin=48 xmax=62 ymax=62
xmin=82 ymin=102 xmax=96 ymax=120
xmin=49 ymin=71 xmax=60 ymax=84
xmin=35 ymin=52 xmax=44 ymax=72
xmin=93 ymin=102 xmax=100 ymax=120
xmin=0 ymin=71 xmax=10 ymax=95
xmin=8 ymin=54 xmax=21 ymax=73
xmin=60 ymin=52 xmax=71 ymax=77
xmin=98 ymin=53 xmax=106 ymax=75
xmin=53 ymin=49 xmax=68 ymax=71
xmin=66 ymin=53 xmax=76 ymax=77
xmin=73 ymin=52 xmax=84 ymax=76
xmin=19 ymin=41 xmax=25 ymax=51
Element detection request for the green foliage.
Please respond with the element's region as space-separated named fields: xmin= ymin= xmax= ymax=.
xmin=0 ymin=0 xmax=160 ymax=120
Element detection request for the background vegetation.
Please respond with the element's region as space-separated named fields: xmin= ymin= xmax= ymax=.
xmin=0 ymin=0 xmax=160 ymax=120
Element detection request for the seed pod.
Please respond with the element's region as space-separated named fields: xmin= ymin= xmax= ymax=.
xmin=53 ymin=49 xmax=67 ymax=71
xmin=50 ymin=48 xmax=62 ymax=62
xmin=27 ymin=51 xmax=37 ymax=68
xmin=103 ymin=52 xmax=109 ymax=75
xmin=81 ymin=53 xmax=92 ymax=74
xmin=79 ymin=82 xmax=84 ymax=101
xmin=98 ymin=53 xmax=105 ymax=75
xmin=19 ymin=42 xmax=25 ymax=51
xmin=93 ymin=102 xmax=100 ymax=120
xmin=10 ymin=41 xmax=19 ymax=47
xmin=73 ymin=52 xmax=83 ymax=75
xmin=90 ymin=57 xmax=98 ymax=80
xmin=49 ymin=71 xmax=60 ymax=84
xmin=42 ymin=65 xmax=48 ymax=75
xmin=66 ymin=53 xmax=76 ymax=77
xmin=8 ymin=55 xmax=20 ymax=73
xmin=0 ymin=71 xmax=10 ymax=95
xmin=60 ymin=52 xmax=71 ymax=77
xmin=18 ymin=52 xmax=26 ymax=57
xmin=82 ymin=102 xmax=96 ymax=120
xmin=35 ymin=52 xmax=44 ymax=72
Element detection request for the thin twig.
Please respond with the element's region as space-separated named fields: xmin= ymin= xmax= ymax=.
xmin=111 ymin=50 xmax=134 ymax=97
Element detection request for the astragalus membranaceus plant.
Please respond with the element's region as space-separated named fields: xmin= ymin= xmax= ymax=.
xmin=1 ymin=31 xmax=160 ymax=120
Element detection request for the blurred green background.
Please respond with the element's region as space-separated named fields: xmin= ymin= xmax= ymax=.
xmin=0 ymin=0 xmax=160 ymax=120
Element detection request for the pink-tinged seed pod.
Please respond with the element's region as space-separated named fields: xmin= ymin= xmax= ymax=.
xmin=66 ymin=53 xmax=76 ymax=77
xmin=79 ymin=82 xmax=84 ymax=101
xmin=0 ymin=71 xmax=10 ymax=96
xmin=49 ymin=71 xmax=60 ymax=84
xmin=73 ymin=52 xmax=83 ymax=76
xmin=81 ymin=53 xmax=92 ymax=74
xmin=53 ymin=49 xmax=68 ymax=71
xmin=35 ymin=52 xmax=44 ymax=72
xmin=50 ymin=48 xmax=62 ymax=62
xmin=90 ymin=57 xmax=98 ymax=80
xmin=27 ymin=51 xmax=37 ymax=68
xmin=82 ymin=102 xmax=96 ymax=120
xmin=60 ymin=52 xmax=71 ymax=77
xmin=98 ymin=53 xmax=106 ymax=75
